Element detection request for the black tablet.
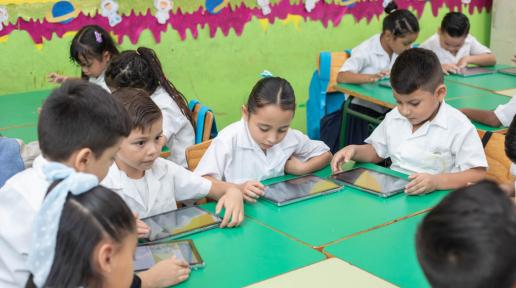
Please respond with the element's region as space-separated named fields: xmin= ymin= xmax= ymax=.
xmin=141 ymin=206 xmax=221 ymax=242
xmin=498 ymin=67 xmax=516 ymax=77
xmin=454 ymin=67 xmax=495 ymax=77
xmin=331 ymin=167 xmax=408 ymax=197
xmin=378 ymin=79 xmax=392 ymax=88
xmin=263 ymin=175 xmax=343 ymax=206
xmin=134 ymin=239 xmax=204 ymax=271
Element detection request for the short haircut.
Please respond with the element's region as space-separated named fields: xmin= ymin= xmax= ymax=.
xmin=505 ymin=114 xmax=516 ymax=163
xmin=416 ymin=180 xmax=516 ymax=288
xmin=441 ymin=12 xmax=470 ymax=38
xmin=38 ymin=80 xmax=131 ymax=161
xmin=391 ymin=48 xmax=444 ymax=94
xmin=111 ymin=87 xmax=162 ymax=131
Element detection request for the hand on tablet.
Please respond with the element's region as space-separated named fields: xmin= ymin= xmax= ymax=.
xmin=405 ymin=173 xmax=438 ymax=195
xmin=139 ymin=255 xmax=190 ymax=287
xmin=457 ymin=56 xmax=470 ymax=69
xmin=331 ymin=146 xmax=356 ymax=173
xmin=134 ymin=213 xmax=150 ymax=238
xmin=239 ymin=181 xmax=265 ymax=203
xmin=441 ymin=63 xmax=461 ymax=75
xmin=216 ymin=186 xmax=244 ymax=228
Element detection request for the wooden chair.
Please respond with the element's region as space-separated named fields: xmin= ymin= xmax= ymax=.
xmin=478 ymin=130 xmax=514 ymax=184
xmin=189 ymin=101 xmax=216 ymax=143
xmin=185 ymin=140 xmax=212 ymax=171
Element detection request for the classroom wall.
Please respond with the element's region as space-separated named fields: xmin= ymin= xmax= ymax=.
xmin=0 ymin=1 xmax=492 ymax=132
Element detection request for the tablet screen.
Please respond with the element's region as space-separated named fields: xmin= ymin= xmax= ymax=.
xmin=264 ymin=175 xmax=342 ymax=204
xmin=378 ymin=80 xmax=391 ymax=88
xmin=332 ymin=168 xmax=408 ymax=195
xmin=134 ymin=240 xmax=203 ymax=271
xmin=457 ymin=67 xmax=495 ymax=76
xmin=142 ymin=206 xmax=221 ymax=241
xmin=499 ymin=67 xmax=516 ymax=76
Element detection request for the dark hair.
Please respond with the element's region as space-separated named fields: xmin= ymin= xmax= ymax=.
xmin=390 ymin=48 xmax=443 ymax=94
xmin=112 ymin=88 xmax=163 ymax=132
xmin=246 ymin=77 xmax=296 ymax=115
xmin=382 ymin=1 xmax=420 ymax=38
xmin=105 ymin=47 xmax=194 ymax=127
xmin=38 ymin=80 xmax=132 ymax=161
xmin=416 ymin=180 xmax=516 ymax=288
xmin=71 ymin=25 xmax=118 ymax=63
xmin=440 ymin=12 xmax=470 ymax=38
xmin=505 ymin=115 xmax=516 ymax=163
xmin=25 ymin=184 xmax=136 ymax=287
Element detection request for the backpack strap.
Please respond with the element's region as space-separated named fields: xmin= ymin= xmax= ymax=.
xmin=481 ymin=131 xmax=493 ymax=147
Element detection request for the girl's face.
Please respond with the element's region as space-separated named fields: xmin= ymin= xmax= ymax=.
xmin=79 ymin=51 xmax=111 ymax=79
xmin=97 ymin=231 xmax=137 ymax=288
xmin=243 ymin=104 xmax=294 ymax=151
xmin=385 ymin=31 xmax=419 ymax=55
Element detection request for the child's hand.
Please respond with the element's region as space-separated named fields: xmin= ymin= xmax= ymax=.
xmin=139 ymin=256 xmax=190 ymax=287
xmin=238 ymin=180 xmax=265 ymax=203
xmin=216 ymin=186 xmax=244 ymax=228
xmin=405 ymin=173 xmax=439 ymax=195
xmin=331 ymin=145 xmax=356 ymax=173
xmin=441 ymin=63 xmax=461 ymax=75
xmin=48 ymin=72 xmax=67 ymax=84
xmin=512 ymin=54 xmax=516 ymax=64
xmin=134 ymin=213 xmax=150 ymax=238
xmin=284 ymin=156 xmax=306 ymax=175
xmin=457 ymin=56 xmax=470 ymax=69
xmin=369 ymin=70 xmax=389 ymax=82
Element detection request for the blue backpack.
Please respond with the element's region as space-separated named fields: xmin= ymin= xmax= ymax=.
xmin=0 ymin=138 xmax=24 ymax=187
xmin=188 ymin=100 xmax=218 ymax=144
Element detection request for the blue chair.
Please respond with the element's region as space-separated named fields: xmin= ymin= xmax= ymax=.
xmin=188 ymin=100 xmax=218 ymax=144
xmin=0 ymin=138 xmax=24 ymax=187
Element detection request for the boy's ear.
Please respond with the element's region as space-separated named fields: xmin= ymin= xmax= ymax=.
xmin=72 ymin=148 xmax=95 ymax=173
xmin=435 ymin=84 xmax=447 ymax=102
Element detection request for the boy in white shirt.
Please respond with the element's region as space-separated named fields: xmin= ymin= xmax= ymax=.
xmin=420 ymin=12 xmax=496 ymax=75
xmin=500 ymin=114 xmax=516 ymax=198
xmin=331 ymin=48 xmax=487 ymax=194
xmin=0 ymin=81 xmax=183 ymax=288
xmin=101 ymin=88 xmax=244 ymax=226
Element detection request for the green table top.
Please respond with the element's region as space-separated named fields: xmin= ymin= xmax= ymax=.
xmin=447 ymin=67 xmax=516 ymax=92
xmin=244 ymin=164 xmax=448 ymax=248
xmin=324 ymin=213 xmax=429 ymax=288
xmin=173 ymin=203 xmax=326 ymax=288
xmin=0 ymin=90 xmax=49 ymax=129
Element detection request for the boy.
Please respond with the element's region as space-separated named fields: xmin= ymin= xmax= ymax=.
xmin=101 ymin=88 xmax=244 ymax=227
xmin=416 ymin=181 xmax=516 ymax=288
xmin=421 ymin=12 xmax=496 ymax=75
xmin=0 ymin=81 xmax=183 ymax=288
xmin=331 ymin=48 xmax=487 ymax=194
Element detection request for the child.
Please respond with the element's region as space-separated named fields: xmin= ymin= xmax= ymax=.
xmin=416 ymin=181 xmax=516 ymax=288
xmin=101 ymin=88 xmax=244 ymax=227
xmin=337 ymin=0 xmax=419 ymax=145
xmin=105 ymin=47 xmax=194 ymax=168
xmin=501 ymin=114 xmax=516 ymax=197
xmin=421 ymin=12 xmax=496 ymax=75
xmin=48 ymin=25 xmax=119 ymax=91
xmin=331 ymin=48 xmax=487 ymax=194
xmin=194 ymin=77 xmax=332 ymax=202
xmin=0 ymin=81 xmax=181 ymax=288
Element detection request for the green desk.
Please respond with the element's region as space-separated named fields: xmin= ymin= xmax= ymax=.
xmin=174 ymin=203 xmax=326 ymax=288
xmin=324 ymin=213 xmax=428 ymax=288
xmin=245 ymin=164 xmax=448 ymax=248
xmin=0 ymin=90 xmax=49 ymax=129
xmin=447 ymin=67 xmax=516 ymax=93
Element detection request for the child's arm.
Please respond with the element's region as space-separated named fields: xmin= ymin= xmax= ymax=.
xmin=458 ymin=54 xmax=496 ymax=68
xmin=331 ymin=144 xmax=384 ymax=173
xmin=138 ymin=256 xmax=190 ymax=288
xmin=405 ymin=167 xmax=486 ymax=195
xmin=285 ymin=151 xmax=332 ymax=175
xmin=337 ymin=71 xmax=388 ymax=84
xmin=203 ymin=177 xmax=244 ymax=228
xmin=460 ymin=108 xmax=501 ymax=127
xmin=47 ymin=73 xmax=79 ymax=84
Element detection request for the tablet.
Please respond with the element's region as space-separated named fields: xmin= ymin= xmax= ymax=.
xmin=141 ymin=206 xmax=221 ymax=242
xmin=263 ymin=175 xmax=343 ymax=206
xmin=454 ymin=67 xmax=495 ymax=77
xmin=498 ymin=67 xmax=516 ymax=77
xmin=378 ymin=79 xmax=392 ymax=89
xmin=331 ymin=167 xmax=409 ymax=197
xmin=134 ymin=239 xmax=204 ymax=271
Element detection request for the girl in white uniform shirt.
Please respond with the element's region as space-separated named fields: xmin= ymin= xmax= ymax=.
xmin=194 ymin=77 xmax=332 ymax=202
xmin=106 ymin=47 xmax=195 ymax=168
xmin=48 ymin=25 xmax=118 ymax=92
xmin=336 ymin=0 xmax=419 ymax=145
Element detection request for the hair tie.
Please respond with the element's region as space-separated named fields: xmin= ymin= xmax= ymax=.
xmin=94 ymin=31 xmax=103 ymax=43
xmin=28 ymin=162 xmax=99 ymax=287
xmin=260 ymin=70 xmax=273 ymax=78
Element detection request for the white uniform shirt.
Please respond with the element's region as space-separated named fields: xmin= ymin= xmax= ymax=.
xmin=420 ymin=34 xmax=492 ymax=65
xmin=88 ymin=71 xmax=110 ymax=92
xmin=101 ymin=157 xmax=211 ymax=218
xmin=494 ymin=95 xmax=516 ymax=127
xmin=151 ymin=87 xmax=195 ymax=168
xmin=0 ymin=156 xmax=50 ymax=287
xmin=365 ymin=102 xmax=488 ymax=175
xmin=339 ymin=34 xmax=395 ymax=113
xmin=194 ymin=119 xmax=330 ymax=183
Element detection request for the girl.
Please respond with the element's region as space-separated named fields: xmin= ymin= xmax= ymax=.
xmin=336 ymin=0 xmax=420 ymax=145
xmin=194 ymin=77 xmax=332 ymax=202
xmin=26 ymin=164 xmax=189 ymax=288
xmin=48 ymin=25 xmax=119 ymax=92
xmin=105 ymin=47 xmax=195 ymax=168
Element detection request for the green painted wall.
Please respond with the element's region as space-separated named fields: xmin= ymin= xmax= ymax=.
xmin=0 ymin=2 xmax=491 ymax=132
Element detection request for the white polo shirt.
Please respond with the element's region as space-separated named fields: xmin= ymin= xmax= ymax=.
xmin=339 ymin=34 xmax=395 ymax=112
xmin=494 ymin=96 xmax=516 ymax=127
xmin=101 ymin=157 xmax=211 ymax=218
xmin=0 ymin=156 xmax=51 ymax=288
xmin=151 ymin=86 xmax=195 ymax=168
xmin=89 ymin=71 xmax=110 ymax=92
xmin=365 ymin=102 xmax=488 ymax=175
xmin=194 ymin=119 xmax=330 ymax=183
xmin=420 ymin=33 xmax=492 ymax=65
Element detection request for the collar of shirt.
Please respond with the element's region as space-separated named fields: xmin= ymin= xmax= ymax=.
xmin=371 ymin=34 xmax=390 ymax=57
xmin=391 ymin=101 xmax=449 ymax=138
